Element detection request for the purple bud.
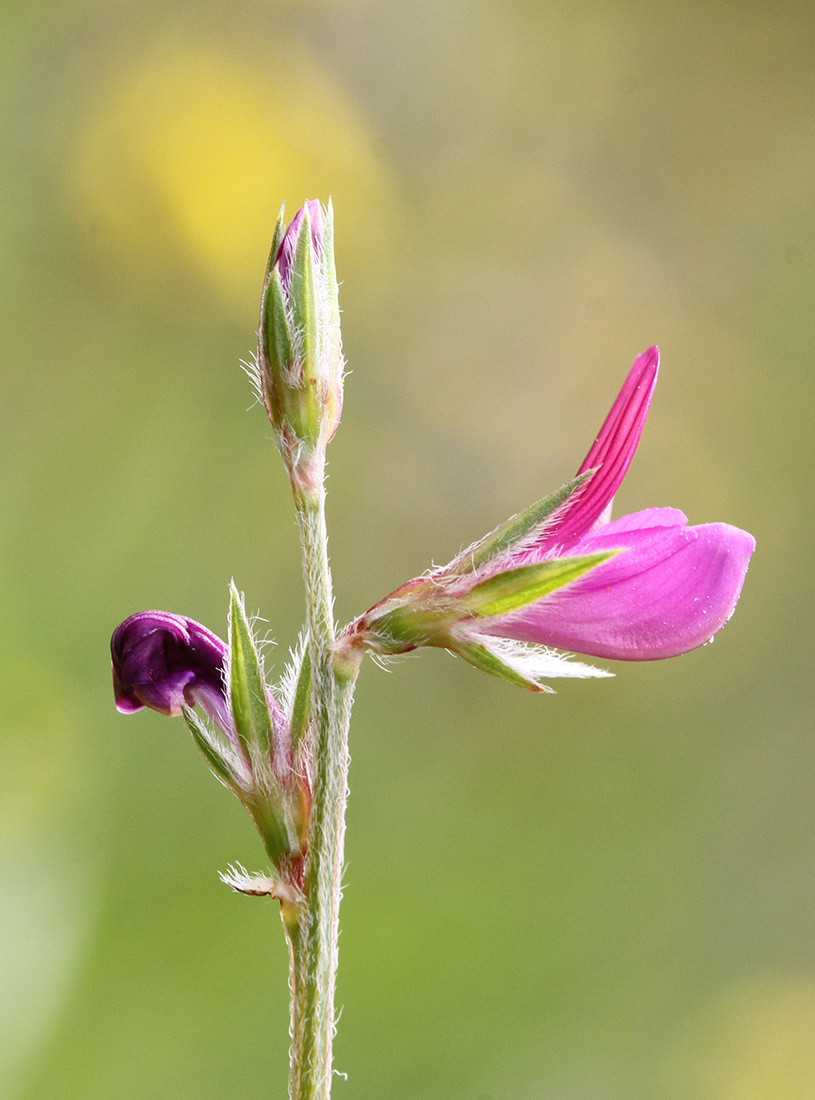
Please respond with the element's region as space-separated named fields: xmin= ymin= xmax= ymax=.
xmin=111 ymin=611 xmax=231 ymax=733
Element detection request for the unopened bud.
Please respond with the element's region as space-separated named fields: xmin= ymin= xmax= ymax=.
xmin=258 ymin=200 xmax=343 ymax=478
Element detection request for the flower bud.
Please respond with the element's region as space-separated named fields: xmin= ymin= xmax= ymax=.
xmin=258 ymin=200 xmax=344 ymax=476
xmin=111 ymin=603 xmax=310 ymax=875
xmin=112 ymin=610 xmax=231 ymax=727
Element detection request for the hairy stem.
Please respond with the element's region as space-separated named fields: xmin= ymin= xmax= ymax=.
xmin=286 ymin=463 xmax=359 ymax=1100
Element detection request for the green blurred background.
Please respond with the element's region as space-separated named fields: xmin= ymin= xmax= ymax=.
xmin=1 ymin=1 xmax=812 ymax=1097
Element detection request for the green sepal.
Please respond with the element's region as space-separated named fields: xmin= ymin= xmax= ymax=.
xmin=289 ymin=206 xmax=319 ymax=372
xmin=288 ymin=645 xmax=312 ymax=753
xmin=464 ymin=550 xmax=618 ymax=618
xmin=263 ymin=204 xmax=287 ymax=282
xmin=228 ymin=583 xmax=273 ymax=760
xmin=320 ymin=201 xmax=341 ymax=355
xmin=261 ymin=271 xmax=294 ymax=396
xmin=454 ymin=640 xmax=552 ymax=693
xmin=259 ymin=204 xmax=292 ymax=418
xmin=451 ymin=471 xmax=594 ymax=575
xmin=181 ymin=704 xmax=240 ymax=791
xmin=321 ymin=201 xmax=338 ymax=299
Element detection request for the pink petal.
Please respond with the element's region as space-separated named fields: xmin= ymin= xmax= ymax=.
xmin=485 ymin=509 xmax=755 ymax=660
xmin=543 ymin=347 xmax=660 ymax=546
xmin=275 ymin=200 xmax=326 ymax=288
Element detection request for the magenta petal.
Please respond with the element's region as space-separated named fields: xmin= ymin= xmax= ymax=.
xmin=487 ymin=511 xmax=755 ymax=660
xmin=274 ymin=200 xmax=326 ymax=288
xmin=560 ymin=506 xmax=688 ymax=548
xmin=545 ymin=347 xmax=660 ymax=546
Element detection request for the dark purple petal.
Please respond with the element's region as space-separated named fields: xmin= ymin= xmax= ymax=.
xmin=111 ymin=611 xmax=229 ymax=721
xmin=537 ymin=347 xmax=660 ymax=548
xmin=485 ymin=509 xmax=755 ymax=659
xmin=274 ymin=200 xmax=326 ymax=289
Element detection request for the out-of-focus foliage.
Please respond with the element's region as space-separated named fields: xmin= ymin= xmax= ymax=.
xmin=1 ymin=2 xmax=811 ymax=1097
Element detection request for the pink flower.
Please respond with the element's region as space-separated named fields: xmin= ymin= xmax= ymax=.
xmin=341 ymin=348 xmax=755 ymax=688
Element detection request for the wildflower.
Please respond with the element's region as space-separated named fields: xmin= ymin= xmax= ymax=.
xmin=340 ymin=348 xmax=755 ymax=690
xmin=258 ymin=199 xmax=343 ymax=481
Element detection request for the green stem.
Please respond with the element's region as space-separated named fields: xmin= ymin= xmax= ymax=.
xmin=286 ymin=464 xmax=359 ymax=1100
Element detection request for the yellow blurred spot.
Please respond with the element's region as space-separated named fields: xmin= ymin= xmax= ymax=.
xmin=68 ymin=38 xmax=396 ymax=309
xmin=676 ymin=979 xmax=815 ymax=1100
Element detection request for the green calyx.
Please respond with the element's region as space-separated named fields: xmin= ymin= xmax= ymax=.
xmin=357 ymin=547 xmax=617 ymax=657
xmin=360 ymin=584 xmax=459 ymax=655
xmin=248 ymin=794 xmax=303 ymax=869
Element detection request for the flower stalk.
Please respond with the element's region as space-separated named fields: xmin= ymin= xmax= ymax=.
xmin=285 ymin=465 xmax=360 ymax=1100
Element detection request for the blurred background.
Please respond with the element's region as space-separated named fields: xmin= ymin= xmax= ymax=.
xmin=1 ymin=1 xmax=812 ymax=1097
